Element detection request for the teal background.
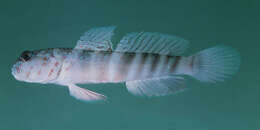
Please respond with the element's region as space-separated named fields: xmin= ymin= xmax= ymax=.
xmin=0 ymin=0 xmax=259 ymax=130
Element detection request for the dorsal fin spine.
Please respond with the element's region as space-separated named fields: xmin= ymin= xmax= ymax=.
xmin=143 ymin=34 xmax=154 ymax=52
xmin=132 ymin=33 xmax=145 ymax=51
xmin=129 ymin=32 xmax=144 ymax=51
xmin=150 ymin=35 xmax=162 ymax=52
xmin=157 ymin=38 xmax=168 ymax=53
xmin=136 ymin=34 xmax=148 ymax=52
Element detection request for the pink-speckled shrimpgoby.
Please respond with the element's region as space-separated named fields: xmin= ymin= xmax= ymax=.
xmin=11 ymin=26 xmax=240 ymax=102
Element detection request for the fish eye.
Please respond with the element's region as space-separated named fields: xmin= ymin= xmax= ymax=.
xmin=20 ymin=51 xmax=32 ymax=61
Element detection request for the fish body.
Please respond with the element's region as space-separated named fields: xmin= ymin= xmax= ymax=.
xmin=11 ymin=26 xmax=240 ymax=102
xmin=57 ymin=50 xmax=185 ymax=84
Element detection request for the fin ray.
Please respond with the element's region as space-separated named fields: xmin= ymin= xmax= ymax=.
xmin=75 ymin=26 xmax=116 ymax=51
xmin=68 ymin=84 xmax=106 ymax=102
xmin=191 ymin=45 xmax=240 ymax=83
xmin=116 ymin=32 xmax=189 ymax=56
xmin=126 ymin=76 xmax=186 ymax=97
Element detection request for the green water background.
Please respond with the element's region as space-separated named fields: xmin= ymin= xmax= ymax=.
xmin=0 ymin=0 xmax=259 ymax=130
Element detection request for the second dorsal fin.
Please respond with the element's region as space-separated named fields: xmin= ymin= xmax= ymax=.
xmin=115 ymin=32 xmax=189 ymax=56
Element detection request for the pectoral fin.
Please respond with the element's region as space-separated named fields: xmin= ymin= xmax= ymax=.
xmin=68 ymin=84 xmax=106 ymax=102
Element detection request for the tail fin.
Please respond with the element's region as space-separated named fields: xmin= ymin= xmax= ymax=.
xmin=191 ymin=45 xmax=240 ymax=83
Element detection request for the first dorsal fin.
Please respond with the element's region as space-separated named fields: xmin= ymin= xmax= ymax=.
xmin=75 ymin=26 xmax=116 ymax=51
xmin=115 ymin=32 xmax=189 ymax=56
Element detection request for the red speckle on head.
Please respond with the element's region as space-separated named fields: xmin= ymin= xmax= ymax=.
xmin=26 ymin=71 xmax=31 ymax=78
xmin=54 ymin=62 xmax=59 ymax=67
xmin=48 ymin=69 xmax=54 ymax=77
xmin=43 ymin=57 xmax=48 ymax=61
xmin=37 ymin=70 xmax=41 ymax=75
xmin=16 ymin=67 xmax=20 ymax=73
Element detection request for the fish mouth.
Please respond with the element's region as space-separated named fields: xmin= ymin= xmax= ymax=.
xmin=11 ymin=64 xmax=18 ymax=77
xmin=11 ymin=61 xmax=21 ymax=77
xmin=11 ymin=62 xmax=25 ymax=82
xmin=11 ymin=66 xmax=18 ymax=80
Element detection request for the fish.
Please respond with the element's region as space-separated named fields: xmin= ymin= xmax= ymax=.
xmin=11 ymin=26 xmax=240 ymax=102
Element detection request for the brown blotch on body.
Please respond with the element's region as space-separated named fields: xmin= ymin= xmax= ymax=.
xmin=135 ymin=53 xmax=149 ymax=78
xmin=189 ymin=56 xmax=194 ymax=68
xmin=161 ymin=56 xmax=171 ymax=74
xmin=150 ymin=54 xmax=161 ymax=73
xmin=115 ymin=53 xmax=135 ymax=81
xmin=43 ymin=57 xmax=48 ymax=61
xmin=170 ymin=56 xmax=181 ymax=72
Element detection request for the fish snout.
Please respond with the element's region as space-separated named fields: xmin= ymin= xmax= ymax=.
xmin=11 ymin=64 xmax=19 ymax=80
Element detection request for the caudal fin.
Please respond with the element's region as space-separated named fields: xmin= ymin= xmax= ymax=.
xmin=191 ymin=45 xmax=240 ymax=83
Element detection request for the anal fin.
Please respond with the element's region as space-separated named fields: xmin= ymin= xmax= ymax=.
xmin=126 ymin=76 xmax=186 ymax=97
xmin=68 ymin=84 xmax=106 ymax=102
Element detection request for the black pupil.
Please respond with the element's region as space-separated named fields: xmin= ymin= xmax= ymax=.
xmin=21 ymin=51 xmax=31 ymax=61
